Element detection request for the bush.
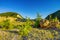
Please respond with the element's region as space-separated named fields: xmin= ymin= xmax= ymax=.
xmin=40 ymin=19 xmax=50 ymax=28
xmin=19 ymin=17 xmax=32 ymax=36
xmin=0 ymin=19 xmax=14 ymax=29
xmin=35 ymin=13 xmax=42 ymax=28
xmin=48 ymin=17 xmax=60 ymax=28
xmin=39 ymin=17 xmax=60 ymax=29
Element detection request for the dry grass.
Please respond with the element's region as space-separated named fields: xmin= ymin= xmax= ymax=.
xmin=0 ymin=28 xmax=60 ymax=40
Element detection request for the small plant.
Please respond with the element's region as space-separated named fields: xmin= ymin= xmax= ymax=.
xmin=19 ymin=17 xmax=32 ymax=36
xmin=0 ymin=19 xmax=10 ymax=29
xmin=3 ymin=19 xmax=10 ymax=29
xmin=35 ymin=13 xmax=42 ymax=28
xmin=0 ymin=19 xmax=14 ymax=30
xmin=54 ymin=17 xmax=60 ymax=29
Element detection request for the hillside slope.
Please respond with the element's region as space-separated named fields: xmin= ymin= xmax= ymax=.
xmin=0 ymin=12 xmax=23 ymax=18
xmin=46 ymin=10 xmax=60 ymax=21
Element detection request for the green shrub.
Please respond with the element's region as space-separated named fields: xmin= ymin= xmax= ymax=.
xmin=19 ymin=17 xmax=32 ymax=36
xmin=0 ymin=19 xmax=14 ymax=29
xmin=35 ymin=13 xmax=42 ymax=28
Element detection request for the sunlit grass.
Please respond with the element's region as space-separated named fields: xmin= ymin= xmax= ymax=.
xmin=0 ymin=28 xmax=60 ymax=40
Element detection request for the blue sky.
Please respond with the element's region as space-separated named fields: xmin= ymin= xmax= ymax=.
xmin=0 ymin=0 xmax=60 ymax=19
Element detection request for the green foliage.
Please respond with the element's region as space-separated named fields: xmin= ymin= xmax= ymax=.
xmin=56 ymin=24 xmax=60 ymax=29
xmin=9 ymin=23 xmax=14 ymax=29
xmin=3 ymin=20 xmax=10 ymax=29
xmin=0 ymin=19 xmax=10 ymax=29
xmin=35 ymin=13 xmax=42 ymax=28
xmin=0 ymin=19 xmax=14 ymax=29
xmin=19 ymin=17 xmax=32 ymax=36
xmin=48 ymin=17 xmax=60 ymax=29
xmin=53 ymin=17 xmax=60 ymax=29
xmin=53 ymin=17 xmax=58 ymax=22
xmin=49 ymin=15 xmax=52 ymax=21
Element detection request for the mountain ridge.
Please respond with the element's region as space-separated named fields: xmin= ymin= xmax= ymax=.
xmin=0 ymin=12 xmax=23 ymax=18
xmin=45 ymin=10 xmax=60 ymax=21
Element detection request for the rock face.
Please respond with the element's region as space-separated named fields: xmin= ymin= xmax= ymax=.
xmin=45 ymin=10 xmax=60 ymax=21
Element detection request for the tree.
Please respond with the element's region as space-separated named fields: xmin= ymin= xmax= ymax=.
xmin=35 ymin=13 xmax=42 ymax=28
